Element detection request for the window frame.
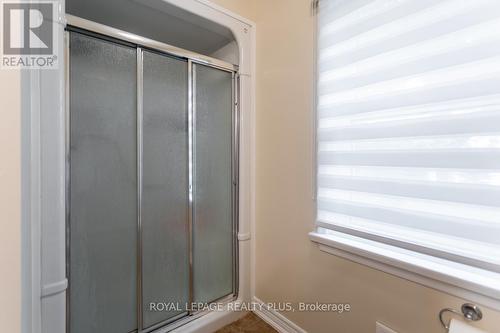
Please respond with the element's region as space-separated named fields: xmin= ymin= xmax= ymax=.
xmin=310 ymin=0 xmax=500 ymax=310
xmin=309 ymin=230 xmax=500 ymax=311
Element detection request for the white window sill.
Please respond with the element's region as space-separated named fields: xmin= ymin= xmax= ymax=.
xmin=309 ymin=230 xmax=500 ymax=311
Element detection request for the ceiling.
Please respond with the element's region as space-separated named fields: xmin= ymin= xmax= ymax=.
xmin=66 ymin=0 xmax=236 ymax=56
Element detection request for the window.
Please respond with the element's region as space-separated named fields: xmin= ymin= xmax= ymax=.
xmin=311 ymin=0 xmax=500 ymax=304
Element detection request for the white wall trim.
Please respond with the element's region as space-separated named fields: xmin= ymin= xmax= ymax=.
xmin=22 ymin=2 xmax=66 ymax=332
xmin=252 ymin=297 xmax=307 ymax=333
xmin=310 ymin=232 xmax=500 ymax=312
xmin=21 ymin=68 xmax=43 ymax=333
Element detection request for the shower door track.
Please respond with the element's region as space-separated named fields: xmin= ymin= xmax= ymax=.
xmin=65 ymin=15 xmax=238 ymax=72
xmin=64 ymin=15 xmax=240 ymax=333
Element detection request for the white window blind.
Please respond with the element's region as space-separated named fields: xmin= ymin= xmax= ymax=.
xmin=316 ymin=0 xmax=500 ymax=273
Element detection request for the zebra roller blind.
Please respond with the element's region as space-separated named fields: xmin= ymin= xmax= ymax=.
xmin=316 ymin=0 xmax=500 ymax=272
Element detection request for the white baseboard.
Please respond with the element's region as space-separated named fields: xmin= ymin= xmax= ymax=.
xmin=252 ymin=297 xmax=307 ymax=333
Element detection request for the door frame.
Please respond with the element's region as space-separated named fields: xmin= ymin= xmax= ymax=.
xmin=21 ymin=1 xmax=256 ymax=332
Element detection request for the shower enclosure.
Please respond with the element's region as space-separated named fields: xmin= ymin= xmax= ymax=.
xmin=66 ymin=16 xmax=239 ymax=333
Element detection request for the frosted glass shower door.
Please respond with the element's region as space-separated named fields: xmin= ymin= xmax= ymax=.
xmin=141 ymin=50 xmax=189 ymax=329
xmin=69 ymin=32 xmax=138 ymax=333
xmin=68 ymin=28 xmax=237 ymax=332
xmin=193 ymin=64 xmax=235 ymax=304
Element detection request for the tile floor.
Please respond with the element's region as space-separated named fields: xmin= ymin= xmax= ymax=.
xmin=215 ymin=313 xmax=278 ymax=333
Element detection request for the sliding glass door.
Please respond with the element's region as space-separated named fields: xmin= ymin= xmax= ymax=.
xmin=193 ymin=64 xmax=235 ymax=304
xmin=141 ymin=50 xmax=190 ymax=329
xmin=69 ymin=32 xmax=138 ymax=333
xmin=68 ymin=30 xmax=237 ymax=333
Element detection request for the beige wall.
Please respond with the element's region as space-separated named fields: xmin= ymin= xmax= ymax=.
xmin=0 ymin=69 xmax=21 ymax=332
xmin=212 ymin=0 xmax=500 ymax=332
xmin=209 ymin=0 xmax=257 ymax=21
xmin=2 ymin=1 xmax=500 ymax=333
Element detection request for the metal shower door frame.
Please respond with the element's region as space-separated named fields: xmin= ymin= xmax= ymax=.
xmin=65 ymin=16 xmax=240 ymax=333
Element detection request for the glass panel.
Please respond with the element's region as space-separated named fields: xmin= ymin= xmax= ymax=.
xmin=142 ymin=51 xmax=189 ymax=328
xmin=69 ymin=32 xmax=137 ymax=333
xmin=193 ymin=64 xmax=234 ymax=303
